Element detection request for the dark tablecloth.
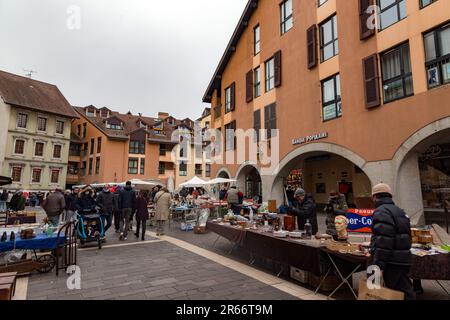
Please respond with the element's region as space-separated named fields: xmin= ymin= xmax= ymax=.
xmin=0 ymin=233 xmax=65 ymax=252
xmin=6 ymin=216 xmax=36 ymax=225
xmin=206 ymin=221 xmax=247 ymax=246
xmin=246 ymin=230 xmax=323 ymax=276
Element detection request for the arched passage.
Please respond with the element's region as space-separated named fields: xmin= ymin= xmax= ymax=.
xmin=394 ymin=117 xmax=450 ymax=226
xmin=216 ymin=168 xmax=231 ymax=179
xmin=266 ymin=143 xmax=375 ymax=209
xmin=235 ymin=163 xmax=262 ymax=201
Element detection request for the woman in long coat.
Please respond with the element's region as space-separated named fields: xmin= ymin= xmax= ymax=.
xmin=134 ymin=190 xmax=149 ymax=241
xmin=154 ymin=187 xmax=172 ymax=236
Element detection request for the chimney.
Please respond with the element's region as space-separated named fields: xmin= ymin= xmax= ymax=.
xmin=158 ymin=112 xmax=169 ymax=120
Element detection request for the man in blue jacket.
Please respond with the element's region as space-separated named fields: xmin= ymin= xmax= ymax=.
xmin=370 ymin=183 xmax=415 ymax=300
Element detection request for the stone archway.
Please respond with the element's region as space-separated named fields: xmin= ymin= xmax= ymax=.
xmin=235 ymin=162 xmax=262 ymax=200
xmin=264 ymin=143 xmax=375 ymax=208
xmin=216 ymin=167 xmax=231 ymax=179
xmin=394 ymin=117 xmax=450 ymax=226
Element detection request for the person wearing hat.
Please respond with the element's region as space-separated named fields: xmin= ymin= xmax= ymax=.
xmin=96 ymin=184 xmax=115 ymax=236
xmin=325 ymin=190 xmax=348 ymax=238
xmin=288 ymin=188 xmax=318 ymax=235
xmin=42 ymin=188 xmax=66 ymax=226
xmin=370 ymin=183 xmax=415 ymax=300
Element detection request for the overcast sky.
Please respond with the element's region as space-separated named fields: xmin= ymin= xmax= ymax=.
xmin=0 ymin=0 xmax=247 ymax=119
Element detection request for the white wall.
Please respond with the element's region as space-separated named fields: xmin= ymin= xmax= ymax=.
xmin=0 ymin=98 xmax=11 ymax=170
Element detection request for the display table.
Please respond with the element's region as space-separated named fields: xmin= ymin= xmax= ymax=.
xmin=0 ymin=232 xmax=65 ymax=252
xmin=206 ymin=221 xmax=247 ymax=247
xmin=6 ymin=213 xmax=37 ymax=225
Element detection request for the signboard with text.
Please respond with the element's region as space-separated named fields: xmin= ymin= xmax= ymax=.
xmin=346 ymin=208 xmax=374 ymax=233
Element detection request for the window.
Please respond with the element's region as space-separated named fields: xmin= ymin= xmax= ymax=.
xmin=31 ymin=168 xmax=42 ymax=183
xmin=106 ymin=123 xmax=123 ymax=130
xmin=77 ymin=124 xmax=81 ymax=137
xmin=424 ymin=23 xmax=450 ymax=88
xmin=195 ymin=164 xmax=202 ymax=176
xmin=53 ymin=145 xmax=62 ymax=159
xmin=378 ymin=0 xmax=406 ymax=31
xmin=35 ymin=142 xmax=44 ymax=157
xmin=159 ymin=162 xmax=165 ymax=175
xmin=128 ymin=158 xmax=138 ymax=174
xmin=95 ymin=157 xmax=100 ymax=174
xmin=225 ymin=122 xmax=235 ymax=151
xmin=420 ymin=0 xmax=437 ymax=8
xmin=381 ymin=43 xmax=413 ymax=103
xmin=17 ymin=113 xmax=28 ymax=128
xmin=280 ymin=0 xmax=293 ymax=35
xmin=322 ymin=74 xmax=342 ymax=121
xmin=225 ymin=86 xmax=232 ymax=113
xmin=318 ymin=0 xmax=328 ymax=6
xmin=37 ymin=117 xmax=47 ymax=132
xmin=88 ymin=159 xmax=93 ymax=175
xmin=56 ymin=120 xmax=64 ymax=134
xmin=83 ymin=142 xmax=88 ymax=156
xmin=264 ymin=104 xmax=277 ymax=140
xmin=97 ymin=137 xmax=102 ymax=153
xmin=86 ymin=109 xmax=95 ymax=117
xmin=160 ymin=144 xmax=166 ymax=156
xmin=51 ymin=170 xmax=60 ymax=184
xmin=195 ymin=145 xmax=202 ymax=159
xmin=82 ymin=123 xmax=87 ymax=138
xmin=205 ymin=164 xmax=211 ymax=178
xmin=265 ymin=58 xmax=275 ymax=92
xmin=254 ymin=67 xmax=261 ymax=98
xmin=11 ymin=167 xmax=22 ymax=182
xmin=254 ymin=25 xmax=260 ymax=55
xmin=81 ymin=161 xmax=87 ymax=176
xmin=89 ymin=139 xmax=94 ymax=154
xmin=140 ymin=159 xmax=145 ymax=175
xmin=14 ymin=140 xmax=25 ymax=154
xmin=179 ymin=162 xmax=187 ymax=176
xmin=129 ymin=140 xmax=145 ymax=154
xmin=320 ymin=15 xmax=338 ymax=62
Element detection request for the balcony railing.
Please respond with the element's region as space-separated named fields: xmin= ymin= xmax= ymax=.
xmin=214 ymin=105 xmax=222 ymax=119
xmin=69 ymin=150 xmax=81 ymax=157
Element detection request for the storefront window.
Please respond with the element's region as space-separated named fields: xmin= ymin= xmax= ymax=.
xmin=419 ymin=144 xmax=450 ymax=210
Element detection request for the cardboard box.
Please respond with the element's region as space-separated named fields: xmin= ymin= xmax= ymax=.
xmin=290 ymin=267 xmax=309 ymax=284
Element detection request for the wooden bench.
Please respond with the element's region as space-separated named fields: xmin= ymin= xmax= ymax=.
xmin=0 ymin=272 xmax=17 ymax=300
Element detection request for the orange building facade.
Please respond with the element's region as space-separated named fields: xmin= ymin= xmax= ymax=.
xmin=203 ymin=0 xmax=450 ymax=225
xmin=68 ymin=106 xmax=200 ymax=190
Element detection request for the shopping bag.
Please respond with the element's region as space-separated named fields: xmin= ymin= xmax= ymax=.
xmin=358 ymin=278 xmax=404 ymax=300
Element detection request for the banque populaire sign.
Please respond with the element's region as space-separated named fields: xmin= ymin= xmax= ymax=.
xmin=292 ymin=132 xmax=328 ymax=145
xmin=347 ymin=208 xmax=374 ymax=233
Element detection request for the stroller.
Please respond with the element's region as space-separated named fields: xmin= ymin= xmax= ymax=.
xmin=76 ymin=208 xmax=104 ymax=249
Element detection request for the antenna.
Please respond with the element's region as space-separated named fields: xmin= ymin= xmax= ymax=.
xmin=23 ymin=69 xmax=37 ymax=79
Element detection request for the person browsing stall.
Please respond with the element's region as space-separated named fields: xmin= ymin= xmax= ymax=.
xmin=288 ymin=188 xmax=318 ymax=235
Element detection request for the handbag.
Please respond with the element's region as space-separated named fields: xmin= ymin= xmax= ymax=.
xmin=358 ymin=278 xmax=404 ymax=300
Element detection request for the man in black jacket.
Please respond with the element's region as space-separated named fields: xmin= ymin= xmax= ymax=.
xmin=118 ymin=181 xmax=136 ymax=241
xmin=96 ymin=185 xmax=115 ymax=234
xmin=370 ymin=183 xmax=415 ymax=300
xmin=288 ymin=188 xmax=318 ymax=235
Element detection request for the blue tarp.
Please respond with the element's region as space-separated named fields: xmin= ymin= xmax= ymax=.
xmin=0 ymin=233 xmax=65 ymax=252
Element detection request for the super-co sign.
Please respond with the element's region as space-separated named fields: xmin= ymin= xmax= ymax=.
xmin=347 ymin=208 xmax=374 ymax=233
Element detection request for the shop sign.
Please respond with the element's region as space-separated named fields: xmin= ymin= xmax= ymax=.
xmin=292 ymin=132 xmax=328 ymax=145
xmin=347 ymin=208 xmax=374 ymax=233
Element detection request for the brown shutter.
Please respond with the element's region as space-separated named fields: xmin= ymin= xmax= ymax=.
xmin=232 ymin=120 xmax=237 ymax=150
xmin=362 ymin=54 xmax=381 ymax=109
xmin=274 ymin=50 xmax=282 ymax=87
xmin=307 ymin=25 xmax=318 ymax=69
xmin=246 ymin=70 xmax=254 ymax=103
xmin=230 ymin=82 xmax=236 ymax=111
xmin=253 ymin=110 xmax=261 ymax=143
xmin=359 ymin=0 xmax=375 ymax=40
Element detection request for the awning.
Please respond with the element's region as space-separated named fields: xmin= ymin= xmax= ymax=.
xmin=206 ymin=178 xmax=237 ymax=185
xmin=0 ymin=176 xmax=12 ymax=187
xmin=179 ymin=176 xmax=208 ymax=188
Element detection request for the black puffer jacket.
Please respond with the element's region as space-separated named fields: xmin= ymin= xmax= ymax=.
xmin=96 ymin=190 xmax=115 ymax=214
xmin=370 ymin=197 xmax=412 ymax=270
xmin=289 ymin=195 xmax=318 ymax=235
xmin=119 ymin=186 xmax=136 ymax=210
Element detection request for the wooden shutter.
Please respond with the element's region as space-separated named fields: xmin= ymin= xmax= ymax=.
xmin=264 ymin=105 xmax=271 ymax=140
xmin=230 ymin=82 xmax=236 ymax=111
xmin=253 ymin=110 xmax=261 ymax=143
xmin=246 ymin=70 xmax=254 ymax=103
xmin=362 ymin=54 xmax=381 ymax=109
xmin=274 ymin=50 xmax=282 ymax=87
xmin=232 ymin=120 xmax=237 ymax=150
xmin=307 ymin=25 xmax=318 ymax=69
xmin=359 ymin=0 xmax=375 ymax=40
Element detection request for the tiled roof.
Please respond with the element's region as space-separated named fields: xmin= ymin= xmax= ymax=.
xmin=0 ymin=70 xmax=77 ymax=118
xmin=74 ymin=106 xmax=190 ymax=143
